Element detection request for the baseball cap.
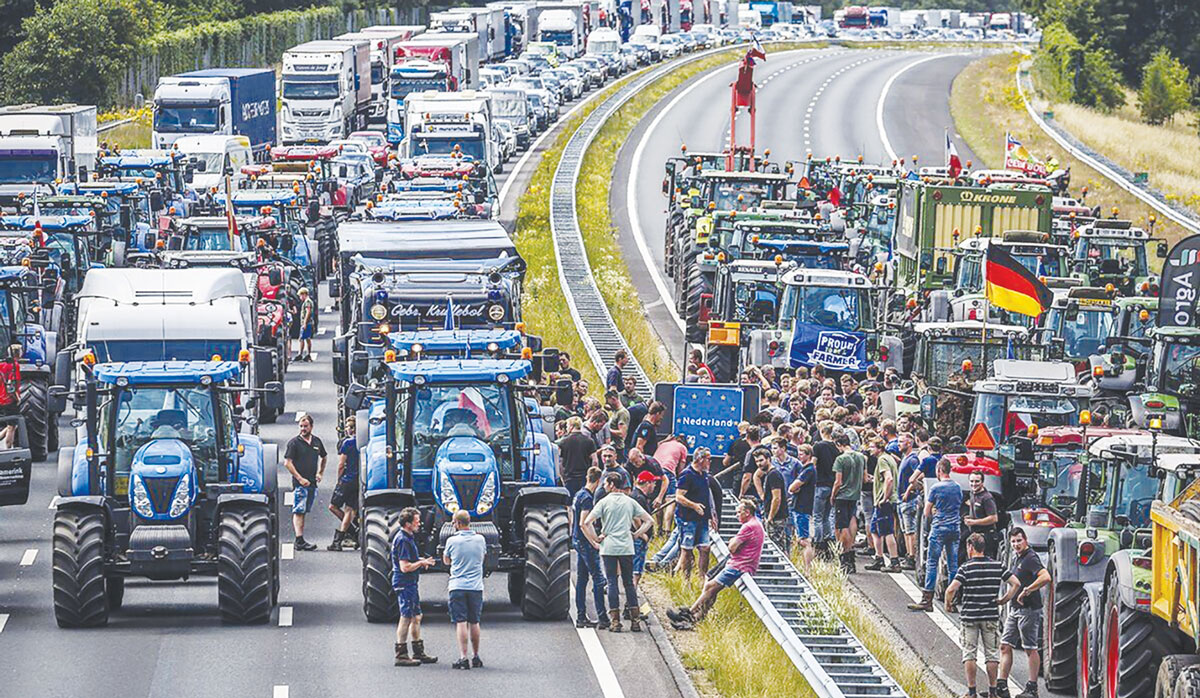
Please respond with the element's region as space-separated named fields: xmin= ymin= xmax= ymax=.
xmin=636 ymin=470 xmax=658 ymax=483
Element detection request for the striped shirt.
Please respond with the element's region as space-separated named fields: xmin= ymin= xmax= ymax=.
xmin=955 ymin=558 xmax=1006 ymax=623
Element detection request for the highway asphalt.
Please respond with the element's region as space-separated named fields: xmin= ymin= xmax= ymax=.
xmin=610 ymin=46 xmax=1066 ymax=697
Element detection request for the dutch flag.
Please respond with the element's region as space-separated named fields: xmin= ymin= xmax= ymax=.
xmin=747 ymin=35 xmax=767 ymax=65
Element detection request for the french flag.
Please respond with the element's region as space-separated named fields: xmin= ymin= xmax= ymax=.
xmin=946 ymin=131 xmax=963 ymax=179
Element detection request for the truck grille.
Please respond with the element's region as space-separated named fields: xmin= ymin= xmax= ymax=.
xmin=451 ymin=472 xmax=487 ymax=509
xmin=293 ymin=109 xmax=328 ymax=119
xmin=143 ymin=475 xmax=181 ymax=514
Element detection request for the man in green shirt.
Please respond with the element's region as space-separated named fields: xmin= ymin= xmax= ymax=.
xmin=584 ymin=472 xmax=654 ymax=632
xmin=829 ymin=431 xmax=865 ymax=574
xmin=866 ymin=438 xmax=902 ymax=573
xmin=605 ymin=390 xmax=630 ymax=455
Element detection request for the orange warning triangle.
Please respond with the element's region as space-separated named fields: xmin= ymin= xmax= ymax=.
xmin=965 ymin=422 xmax=997 ymax=451
xmin=798 ymin=176 xmax=811 ymax=189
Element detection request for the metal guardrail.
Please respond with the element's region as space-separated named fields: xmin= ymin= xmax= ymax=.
xmin=1015 ymin=60 xmax=1200 ymax=236
xmin=97 ymin=118 xmax=135 ymax=134
xmin=711 ymin=489 xmax=909 ymax=698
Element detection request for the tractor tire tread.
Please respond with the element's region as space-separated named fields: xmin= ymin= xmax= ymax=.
xmin=217 ymin=504 xmax=274 ymax=624
xmin=52 ymin=508 xmax=109 ymax=628
xmin=521 ymin=503 xmax=570 ymax=620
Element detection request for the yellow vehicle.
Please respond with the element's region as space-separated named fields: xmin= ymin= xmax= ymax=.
xmin=1147 ymin=454 xmax=1200 ymax=697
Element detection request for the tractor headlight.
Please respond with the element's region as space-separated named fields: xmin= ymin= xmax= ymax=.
xmin=168 ymin=471 xmax=192 ymax=518
xmin=439 ymin=472 xmax=459 ymax=513
xmin=370 ymin=303 xmax=388 ymax=320
xmin=476 ymin=474 xmax=497 ymax=514
xmin=131 ymin=476 xmax=154 ymax=518
xmin=487 ymin=304 xmax=505 ymax=321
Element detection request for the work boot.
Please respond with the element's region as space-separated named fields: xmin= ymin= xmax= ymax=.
xmin=411 ymin=639 xmax=438 ymax=664
xmin=627 ymin=605 xmax=642 ymax=632
xmin=326 ymin=530 xmax=344 ymax=551
xmin=666 ymin=606 xmax=694 ymax=624
xmin=865 ymin=556 xmax=885 ymax=571
xmin=992 ymin=683 xmax=1010 ymax=698
xmin=885 ymin=558 xmax=903 ymax=573
xmin=576 ymin=615 xmax=597 ymax=629
xmin=1014 ymin=681 xmax=1038 ymax=698
xmin=607 ymin=608 xmax=624 ymax=632
xmin=597 ymin=611 xmax=610 ymax=630
xmin=295 ymin=536 xmax=317 ymax=551
xmin=841 ymin=551 xmax=857 ymax=575
xmin=394 ymin=643 xmax=420 ymax=667
xmin=907 ymin=590 xmax=934 ymax=612
xmin=901 ymin=556 xmax=917 ymax=570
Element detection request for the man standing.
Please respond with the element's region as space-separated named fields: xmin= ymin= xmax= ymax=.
xmin=572 ymin=467 xmax=609 ymax=629
xmin=296 ymin=287 xmax=315 ymax=362
xmin=754 ymin=447 xmax=790 ymax=554
xmin=444 ymin=510 xmax=486 ymax=670
xmin=789 ymin=444 xmax=816 ymax=565
xmin=593 ymin=445 xmax=632 ymax=503
xmin=558 ymin=416 xmax=596 ymax=495
xmin=811 ymin=423 xmax=839 ymax=553
xmin=675 ymin=447 xmax=717 ymax=579
xmin=391 ymin=507 xmax=438 ymax=667
xmin=737 ymin=427 xmax=765 ymax=497
xmin=865 ymin=438 xmax=901 ymax=573
xmin=964 ymin=470 xmax=1000 ymax=558
xmin=945 ymin=533 xmax=1006 ymax=698
xmin=620 ymin=375 xmax=642 ymax=408
xmin=607 ymin=349 xmax=630 ymax=392
xmin=327 ymin=415 xmax=360 ymax=551
xmin=605 ymin=390 xmax=630 ymax=455
xmin=583 ymin=472 xmax=654 ymax=632
xmin=897 ymin=433 xmax=921 ymax=570
xmin=997 ymin=528 xmax=1051 ymax=698
xmin=632 ymin=401 xmax=665 ymax=456
xmin=829 ymin=431 xmax=864 ymax=574
xmin=909 ymin=458 xmax=962 ymax=612
xmin=558 ymin=352 xmax=582 ymax=382
xmin=666 ymin=499 xmax=764 ymax=630
xmin=283 ymin=414 xmax=327 ymax=551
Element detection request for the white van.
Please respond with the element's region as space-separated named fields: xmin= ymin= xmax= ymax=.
xmin=171 ymin=135 xmax=253 ymax=194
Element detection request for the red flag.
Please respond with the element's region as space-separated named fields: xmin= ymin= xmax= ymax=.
xmin=828 ymin=186 xmax=841 ymax=207
xmin=946 ymin=131 xmax=963 ymax=179
xmin=457 ymin=387 xmax=491 ymax=436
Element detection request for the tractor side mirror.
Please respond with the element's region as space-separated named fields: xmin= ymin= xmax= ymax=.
xmin=329 ymin=276 xmax=341 ymax=298
xmin=350 ymin=350 xmax=368 ymax=377
xmin=1158 ymin=241 xmax=1168 ymax=259
xmin=167 ymin=235 xmax=184 ymax=251
xmin=192 ymin=158 xmax=207 ymax=173
xmin=48 ymin=384 xmax=68 ymax=414
xmin=119 ymin=206 xmax=132 ymax=231
xmin=262 ymin=381 xmax=284 ymax=411
xmin=184 ymin=165 xmax=195 ymax=184
xmin=344 ymin=382 xmax=368 ymax=412
xmin=279 ymin=235 xmax=294 ymax=253
xmin=267 ymin=267 xmax=283 ymax=288
xmin=142 ymin=232 xmax=156 ymax=250
xmin=149 ymin=191 xmax=164 ymax=213
xmin=331 ymin=334 xmax=349 ymax=387
xmin=935 ymin=256 xmax=947 ymax=275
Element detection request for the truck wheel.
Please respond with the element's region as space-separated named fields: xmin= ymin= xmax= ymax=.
xmin=1079 ymin=592 xmax=1100 ymax=698
xmin=21 ymin=375 xmax=50 ymax=462
xmin=1157 ymin=656 xmax=1200 ymax=698
xmin=52 ymin=507 xmax=109 ymax=628
xmin=1045 ymin=580 xmax=1085 ymax=692
xmin=707 ymin=344 xmax=739 ymax=383
xmin=362 ymin=505 xmax=402 ymax=622
xmin=106 ymin=576 xmax=125 ymax=611
xmin=1102 ymin=581 xmax=1180 ymax=698
xmin=507 ymin=570 xmax=525 ymax=607
xmin=521 ymin=503 xmax=570 ymax=620
xmin=1173 ymin=666 xmax=1200 ymax=698
xmin=683 ymin=266 xmax=712 ymax=344
xmin=216 ymin=504 xmax=274 ymax=624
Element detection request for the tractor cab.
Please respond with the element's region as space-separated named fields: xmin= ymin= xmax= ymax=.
xmin=1084 ymin=297 xmax=1159 ymax=402
xmin=231 ymin=189 xmax=317 ymax=286
xmin=1131 ymin=326 xmax=1200 ymax=437
xmin=946 ymin=232 xmax=1070 ymax=323
xmin=731 ymin=219 xmax=849 ymax=270
xmin=0 ymin=214 xmax=101 ymax=295
xmin=96 ymin=150 xmax=194 ymax=216
xmin=57 ymin=181 xmax=152 ymax=250
xmin=1039 ymin=286 xmax=1117 ymax=367
xmin=695 ymin=170 xmax=792 ymax=212
xmin=1069 ymin=219 xmax=1162 ymax=296
xmin=966 ymin=359 xmax=1093 ymax=462
xmin=705 ymin=258 xmax=793 ymax=382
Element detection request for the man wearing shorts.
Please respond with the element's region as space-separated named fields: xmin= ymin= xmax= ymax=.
xmin=946 ymin=533 xmax=1006 ymax=698
xmin=865 ymin=438 xmax=901 ymax=573
xmin=789 ymin=444 xmax=816 ymax=566
xmin=283 ymin=414 xmax=327 ymax=551
xmin=996 ymin=528 xmax=1051 ymax=698
xmin=896 ymin=433 xmax=921 ymax=570
xmin=296 ymin=287 xmax=315 ymax=361
xmin=444 ymin=510 xmax=486 ymax=670
xmin=667 ymin=499 xmax=764 ymax=630
xmin=327 ymin=415 xmax=360 ymax=551
xmin=674 ymin=447 xmax=717 ymax=579
xmin=391 ymin=507 xmax=437 ymax=667
xmin=829 ymin=432 xmax=864 ymax=574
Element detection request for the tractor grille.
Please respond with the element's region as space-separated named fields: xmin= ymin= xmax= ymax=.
xmin=451 ymin=473 xmax=487 ymax=509
xmin=143 ymin=475 xmax=181 ymax=514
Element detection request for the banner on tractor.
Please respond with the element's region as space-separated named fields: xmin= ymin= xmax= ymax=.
xmin=1157 ymin=235 xmax=1200 ymax=328
xmin=1003 ymin=132 xmax=1048 ymax=177
xmin=789 ymin=323 xmax=869 ymax=372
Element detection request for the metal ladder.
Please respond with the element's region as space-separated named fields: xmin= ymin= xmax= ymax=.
xmin=711 ymin=490 xmax=909 ymax=698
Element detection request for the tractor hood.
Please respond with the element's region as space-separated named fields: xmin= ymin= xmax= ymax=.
xmin=129 ymin=438 xmax=197 ymax=521
xmin=433 ymin=434 xmax=499 ymax=517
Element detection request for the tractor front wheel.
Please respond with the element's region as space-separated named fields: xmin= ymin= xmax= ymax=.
xmin=1157 ymin=655 xmax=1200 ymax=698
xmin=520 ymin=503 xmax=570 ymax=620
xmin=216 ymin=504 xmax=274 ymax=624
xmin=1045 ymin=578 xmax=1085 ymax=692
xmin=507 ymin=570 xmax=525 ymax=607
xmin=362 ymin=505 xmax=402 ymax=622
xmin=21 ymin=375 xmax=50 ymax=462
xmin=52 ymin=507 xmax=109 ymax=628
xmin=1173 ymin=666 xmax=1200 ymax=698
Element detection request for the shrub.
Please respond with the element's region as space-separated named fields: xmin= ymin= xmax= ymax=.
xmin=1138 ymin=48 xmax=1192 ymax=125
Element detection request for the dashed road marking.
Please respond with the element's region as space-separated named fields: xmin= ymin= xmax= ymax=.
xmin=279 ymin=605 xmax=293 ymax=627
xmin=284 ymin=491 xmax=294 ymax=506
xmin=301 ymin=380 xmax=312 ymax=390
xmin=281 ymin=543 xmax=295 ymax=560
xmin=317 ymin=327 xmax=327 ymax=336
xmin=273 ymin=686 xmax=289 ymax=698
xmin=294 ymin=411 xmax=307 ymax=422
xmin=19 ymin=549 xmax=37 ymax=566
xmin=309 ymin=353 xmax=319 ymax=361
xmin=0 ymin=613 xmax=8 ymax=633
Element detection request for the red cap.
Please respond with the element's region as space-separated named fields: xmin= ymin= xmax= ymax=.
xmin=636 ymin=471 xmax=658 ymax=484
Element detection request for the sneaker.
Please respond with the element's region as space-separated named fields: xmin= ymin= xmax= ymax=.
xmin=666 ymin=607 xmax=693 ymax=623
xmin=295 ymin=537 xmax=317 ymax=551
xmin=901 ymin=556 xmax=917 ymax=570
xmin=576 ymin=616 xmax=597 ymax=629
xmin=471 ymin=656 xmax=483 ymax=668
xmin=452 ymin=658 xmax=471 ymax=670
xmin=1014 ymin=684 xmax=1038 ymax=698
xmin=865 ymin=556 xmax=885 ymax=571
xmin=670 ymin=618 xmax=695 ymax=631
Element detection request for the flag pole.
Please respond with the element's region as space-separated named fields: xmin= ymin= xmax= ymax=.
xmin=982 ymin=246 xmax=989 ymax=375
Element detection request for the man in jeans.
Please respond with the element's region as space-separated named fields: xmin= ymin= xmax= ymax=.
xmin=571 ymin=466 xmax=609 ymax=629
xmin=675 ymin=447 xmax=717 ymax=579
xmin=583 ymin=471 xmax=654 ymax=632
xmin=897 ymin=433 xmax=921 ymax=570
xmin=945 ymin=533 xmax=1006 ymax=698
xmin=444 ymin=510 xmax=487 ymax=670
xmin=996 ymin=528 xmax=1051 ymax=698
xmin=390 ymin=507 xmax=438 ymax=667
xmin=811 ymin=423 xmax=839 ymax=555
xmin=909 ymin=458 xmax=962 ymax=612
xmin=666 ymin=499 xmax=764 ymax=630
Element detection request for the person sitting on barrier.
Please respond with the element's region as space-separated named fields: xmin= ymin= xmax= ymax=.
xmin=666 ymin=498 xmax=764 ymax=631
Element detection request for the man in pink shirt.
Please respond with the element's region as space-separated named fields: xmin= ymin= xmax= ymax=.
xmin=666 ymin=499 xmax=764 ymax=630
xmin=654 ymin=435 xmax=689 ymax=527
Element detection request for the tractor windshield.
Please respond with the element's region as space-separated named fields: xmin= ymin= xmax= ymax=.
xmin=732 ymin=279 xmax=780 ymax=325
xmin=408 ymin=382 xmax=520 ymax=478
xmin=1102 ymin=457 xmax=1159 ymax=529
xmin=1076 ymin=238 xmax=1148 ymax=279
xmin=781 ymin=284 xmax=871 ymax=330
xmin=926 ymin=341 xmax=1012 ymax=386
xmin=102 ymin=385 xmax=227 ymax=494
xmin=184 ymin=226 xmax=234 ymax=251
xmin=1047 ymin=306 xmax=1114 ymax=359
xmin=972 ymin=393 xmax=1081 ymax=442
xmin=1161 ymin=341 xmax=1200 ymax=393
xmin=709 ymin=180 xmax=773 ymax=210
xmin=1037 ymin=450 xmax=1089 ymax=510
xmin=0 ymin=287 xmax=27 ymax=349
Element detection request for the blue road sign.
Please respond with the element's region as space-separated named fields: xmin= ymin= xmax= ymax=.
xmin=672 ymin=385 xmax=744 ymax=457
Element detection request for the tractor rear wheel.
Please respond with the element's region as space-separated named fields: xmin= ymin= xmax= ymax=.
xmin=683 ymin=267 xmax=712 ymax=344
xmin=21 ymin=375 xmax=50 ymax=462
xmin=105 ymin=576 xmax=125 ymax=611
xmin=1173 ymin=665 xmax=1200 ymax=698
xmin=520 ymin=503 xmax=570 ymax=620
xmin=362 ymin=505 xmax=402 ymax=622
xmin=1079 ymin=592 xmax=1100 ymax=698
xmin=1157 ymin=655 xmax=1200 ymax=698
xmin=216 ymin=504 xmax=274 ymax=624
xmin=707 ymin=344 xmax=739 ymax=384
xmin=1102 ymin=581 xmax=1180 ymax=698
xmin=52 ymin=507 xmax=109 ymax=628
xmin=1045 ymin=578 xmax=1085 ymax=692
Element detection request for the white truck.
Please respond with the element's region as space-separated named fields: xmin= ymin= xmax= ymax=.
xmin=0 ymin=104 xmax=97 ymax=203
xmin=537 ymin=6 xmax=586 ymax=58
xmin=280 ymin=40 xmax=371 ymax=144
xmin=433 ymin=7 xmax=507 ymax=62
xmin=401 ymin=90 xmax=500 ymax=174
xmin=335 ymin=30 xmax=411 ymax=127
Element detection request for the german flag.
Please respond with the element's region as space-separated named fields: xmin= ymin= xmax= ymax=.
xmin=985 ymin=243 xmax=1053 ymax=317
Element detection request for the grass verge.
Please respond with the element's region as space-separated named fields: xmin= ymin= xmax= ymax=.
xmin=950 ymin=51 xmax=1189 ymax=244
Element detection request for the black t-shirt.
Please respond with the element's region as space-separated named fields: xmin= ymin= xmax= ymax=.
xmin=843 ymin=391 xmax=864 ymax=410
xmin=559 ymin=432 xmax=596 ymax=482
xmin=629 ymin=456 xmax=663 ymax=484
xmin=632 ymin=420 xmax=659 ymax=455
xmin=792 ymin=462 xmax=816 ymax=514
xmin=1004 ymin=547 xmax=1046 ymax=610
xmin=764 ymin=468 xmax=788 ymax=522
xmin=813 ymin=440 xmax=839 ymax=487
xmin=632 ymin=488 xmax=655 ymax=537
xmin=722 ymin=438 xmax=751 ymax=486
xmin=862 ymin=453 xmax=876 ymax=495
xmin=560 ymin=367 xmax=582 ymax=382
xmin=965 ymin=489 xmax=999 ymax=533
xmin=676 ymin=466 xmax=713 ymax=523
xmin=285 ymin=434 xmax=327 ymax=485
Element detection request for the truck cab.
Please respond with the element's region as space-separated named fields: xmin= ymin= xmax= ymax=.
xmin=171 ymin=135 xmax=253 ymax=195
xmin=280 ymin=41 xmax=368 ymax=144
xmin=151 ymin=69 xmax=275 ymax=156
xmin=0 ymin=105 xmax=98 ymax=207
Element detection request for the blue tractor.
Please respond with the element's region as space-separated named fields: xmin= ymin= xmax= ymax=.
xmin=345 ymin=358 xmax=568 ymax=622
xmin=0 ymin=262 xmax=62 ymax=461
xmin=51 ymin=360 xmax=284 ymax=627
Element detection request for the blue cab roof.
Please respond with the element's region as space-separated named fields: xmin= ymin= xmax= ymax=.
xmin=58 ymin=181 xmax=140 ymax=196
xmin=94 ymin=361 xmax=241 ymax=385
xmin=387 ymin=359 xmax=530 ymax=384
xmin=100 ymin=154 xmax=175 ymax=168
xmin=388 ymin=329 xmax=522 ymax=352
xmin=0 ymin=215 xmax=92 ymax=231
xmin=232 ymin=190 xmax=298 ymax=207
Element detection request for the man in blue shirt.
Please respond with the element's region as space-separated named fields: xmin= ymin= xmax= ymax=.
xmin=444 ymin=510 xmax=488 ymax=670
xmin=391 ymin=507 xmax=438 ymax=666
xmin=607 ymin=349 xmax=629 ymax=392
xmin=896 ymin=433 xmax=921 ymax=570
xmin=571 ymin=467 xmax=609 ymax=629
xmin=675 ymin=447 xmax=717 ymax=579
xmin=327 ymin=415 xmax=360 ymax=551
xmin=909 ymin=458 xmax=963 ymax=612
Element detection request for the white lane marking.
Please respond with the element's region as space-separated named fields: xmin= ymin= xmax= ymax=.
xmin=877 ymin=53 xmax=961 ymax=162
xmin=318 ymin=327 xmax=328 ymax=336
xmin=48 ymin=495 xmax=59 ymax=509
xmin=294 ymin=411 xmax=307 ymax=422
xmin=281 ymin=543 xmax=295 ymax=561
xmin=284 ymin=491 xmax=294 ymax=506
xmin=323 ymin=306 xmax=333 ymax=313
xmin=19 ymin=549 xmax=37 ymax=566
xmin=309 ymin=352 xmax=319 ymax=361
xmin=301 ymin=380 xmax=312 ymax=390
xmin=279 ymin=606 xmax=293 ymax=627
xmin=273 ymin=686 xmax=289 ymax=698
xmin=0 ymin=613 xmax=8 ymax=633
xmin=577 ymin=627 xmax=627 ymax=697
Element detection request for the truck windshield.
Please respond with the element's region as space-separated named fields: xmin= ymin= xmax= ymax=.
xmin=101 ymin=385 xmax=223 ymax=490
xmin=0 ymin=156 xmax=56 ymax=184
xmin=589 ymin=40 xmax=619 ymax=54
xmin=1047 ymin=306 xmax=1115 ymax=358
xmin=412 ymin=136 xmax=485 ymax=162
xmin=184 ymin=227 xmax=234 ymax=251
xmin=371 ymin=62 xmax=385 ymax=85
xmin=89 ymin=339 xmax=242 ymax=363
xmin=282 ymin=79 xmax=340 ymax=100
xmin=391 ymin=77 xmax=444 ymax=98
xmin=154 ymin=105 xmax=219 ymax=133
xmin=541 ymin=30 xmax=575 ymax=46
xmin=408 ymin=383 xmax=517 ymax=478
